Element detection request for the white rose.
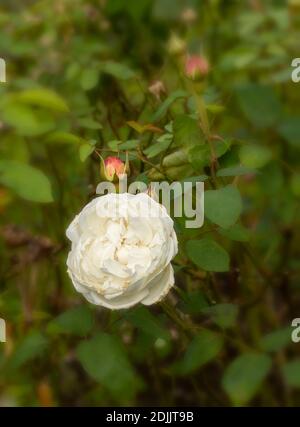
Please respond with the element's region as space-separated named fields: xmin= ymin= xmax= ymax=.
xmin=66 ymin=192 xmax=178 ymax=309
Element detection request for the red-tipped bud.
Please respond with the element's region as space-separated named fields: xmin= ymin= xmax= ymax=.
xmin=100 ymin=156 xmax=129 ymax=182
xmin=185 ymin=55 xmax=210 ymax=80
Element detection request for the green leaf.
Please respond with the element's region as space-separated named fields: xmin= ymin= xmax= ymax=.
xmin=79 ymin=143 xmax=95 ymax=162
xmin=0 ymin=160 xmax=53 ymax=203
xmin=78 ymin=117 xmax=103 ymax=130
xmin=180 ymin=330 xmax=224 ymax=374
xmin=15 ymin=88 xmax=69 ymax=113
xmin=282 ymin=360 xmax=300 ymax=388
xmin=236 ymin=84 xmax=281 ymax=128
xmin=216 ymin=165 xmax=256 ymax=177
xmin=181 ymin=291 xmax=209 ymax=314
xmin=100 ymin=61 xmax=135 ymax=80
xmin=222 ymin=353 xmax=272 ymax=406
xmin=278 ymin=117 xmax=300 ymax=148
xmin=80 ymin=68 xmax=100 ymax=90
xmin=201 ymin=304 xmax=239 ymax=329
xmin=144 ymin=135 xmax=172 ymax=158
xmin=290 ymin=173 xmax=300 ymax=197
xmin=239 ymin=144 xmax=272 ymax=168
xmin=8 ymin=332 xmax=48 ymax=370
xmin=186 ymin=239 xmax=230 ymax=272
xmin=218 ymin=223 xmax=251 ymax=242
xmin=47 ymin=305 xmax=94 ymax=336
xmin=45 ymin=131 xmax=85 ymax=145
xmin=1 ymin=102 xmax=56 ymax=136
xmin=259 ymin=326 xmax=292 ymax=353
xmin=125 ymin=306 xmax=170 ymax=341
xmin=173 ymin=114 xmax=203 ymax=148
xmin=162 ymin=149 xmax=189 ymax=168
xmin=205 ymin=185 xmax=242 ymax=229
xmin=76 ymin=333 xmax=142 ymax=400
xmin=151 ymin=90 xmax=187 ymax=122
xmin=188 ymin=140 xmax=230 ymax=170
xmin=117 ymin=139 xmax=139 ymax=150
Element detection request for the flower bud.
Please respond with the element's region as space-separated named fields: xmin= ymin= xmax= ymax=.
xmin=167 ymin=33 xmax=186 ymax=56
xmin=100 ymin=155 xmax=129 ymax=182
xmin=148 ymin=80 xmax=166 ymax=101
xmin=185 ymin=55 xmax=210 ymax=80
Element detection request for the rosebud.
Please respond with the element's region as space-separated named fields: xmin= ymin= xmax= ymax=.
xmin=167 ymin=33 xmax=186 ymax=56
xmin=184 ymin=55 xmax=210 ymax=80
xmin=100 ymin=155 xmax=129 ymax=182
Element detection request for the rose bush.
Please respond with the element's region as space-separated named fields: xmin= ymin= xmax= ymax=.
xmin=66 ymin=192 xmax=178 ymax=309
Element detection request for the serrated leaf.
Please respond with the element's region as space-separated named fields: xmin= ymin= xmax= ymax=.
xmin=205 ymin=185 xmax=242 ymax=229
xmin=186 ymin=239 xmax=230 ymax=272
xmin=222 ymin=353 xmax=272 ymax=405
xmin=0 ymin=160 xmax=53 ymax=203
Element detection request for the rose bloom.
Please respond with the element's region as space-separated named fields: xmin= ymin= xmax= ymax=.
xmin=66 ymin=192 xmax=178 ymax=309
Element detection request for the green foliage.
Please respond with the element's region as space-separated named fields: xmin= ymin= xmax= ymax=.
xmin=201 ymin=304 xmax=239 ymax=329
xmin=47 ymin=306 xmax=94 ymax=337
xmin=76 ymin=333 xmax=143 ymax=401
xmin=186 ymin=239 xmax=230 ymax=272
xmin=236 ymin=84 xmax=281 ymax=129
xmin=282 ymin=360 xmax=300 ymax=388
xmin=179 ymin=330 xmax=224 ymax=374
xmin=222 ymin=353 xmax=272 ymax=406
xmin=259 ymin=327 xmax=292 ymax=353
xmin=0 ymin=160 xmax=53 ymax=203
xmin=205 ymin=185 xmax=242 ymax=229
xmin=7 ymin=332 xmax=48 ymax=370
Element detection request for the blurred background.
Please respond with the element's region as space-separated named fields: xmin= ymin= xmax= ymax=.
xmin=0 ymin=0 xmax=300 ymax=406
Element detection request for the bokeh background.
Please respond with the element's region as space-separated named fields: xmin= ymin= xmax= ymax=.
xmin=0 ymin=0 xmax=300 ymax=406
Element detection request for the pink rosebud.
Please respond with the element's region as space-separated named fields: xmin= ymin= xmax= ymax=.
xmin=100 ymin=156 xmax=129 ymax=182
xmin=185 ymin=55 xmax=210 ymax=80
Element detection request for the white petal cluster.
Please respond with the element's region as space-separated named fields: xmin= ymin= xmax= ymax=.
xmin=66 ymin=193 xmax=178 ymax=309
